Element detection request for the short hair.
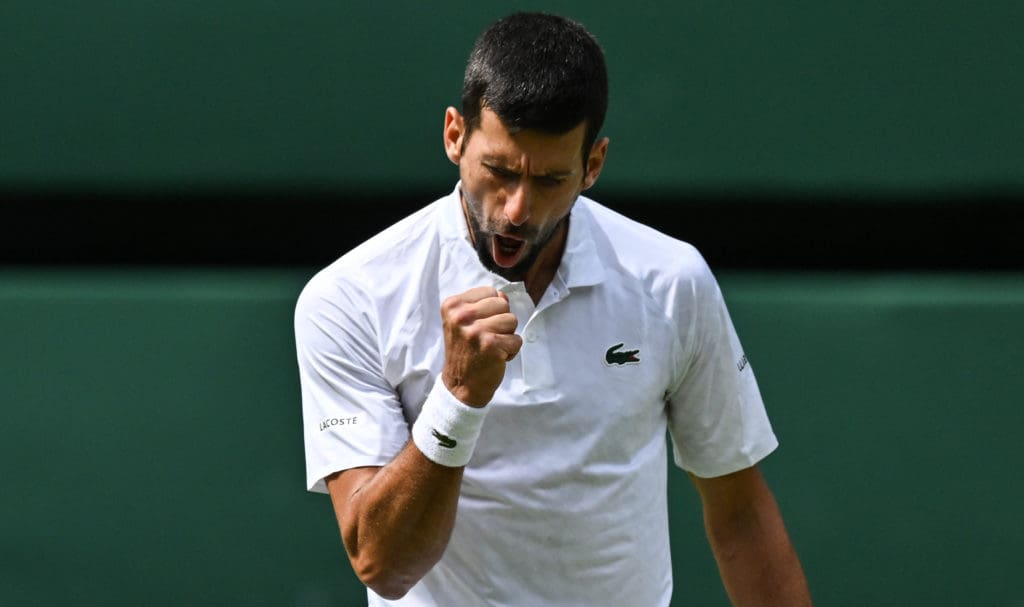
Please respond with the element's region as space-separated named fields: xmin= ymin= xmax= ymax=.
xmin=461 ymin=12 xmax=609 ymax=162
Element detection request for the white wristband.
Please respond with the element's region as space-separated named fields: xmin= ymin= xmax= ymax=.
xmin=412 ymin=379 xmax=488 ymax=467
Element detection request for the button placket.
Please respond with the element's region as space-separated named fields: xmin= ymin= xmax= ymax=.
xmin=497 ymin=284 xmax=531 ymax=390
xmin=520 ymin=315 xmax=553 ymax=389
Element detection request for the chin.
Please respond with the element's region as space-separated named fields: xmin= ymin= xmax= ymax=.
xmin=474 ymin=239 xmax=531 ymax=282
xmin=481 ymin=255 xmax=528 ymax=282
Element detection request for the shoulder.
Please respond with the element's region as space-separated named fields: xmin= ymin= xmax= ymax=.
xmin=333 ymin=201 xmax=441 ymax=282
xmin=578 ymin=197 xmax=716 ymax=296
xmin=295 ymin=197 xmax=445 ymax=335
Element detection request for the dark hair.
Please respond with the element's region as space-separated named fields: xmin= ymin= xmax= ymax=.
xmin=461 ymin=13 xmax=609 ymax=162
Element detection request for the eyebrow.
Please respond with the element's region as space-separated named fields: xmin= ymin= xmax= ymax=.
xmin=481 ymin=156 xmax=576 ymax=179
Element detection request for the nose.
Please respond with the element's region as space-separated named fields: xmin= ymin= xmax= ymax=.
xmin=504 ymin=183 xmax=531 ymax=226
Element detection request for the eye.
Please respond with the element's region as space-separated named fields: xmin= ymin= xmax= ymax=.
xmin=485 ymin=164 xmax=516 ymax=180
xmin=536 ymin=176 xmax=564 ymax=188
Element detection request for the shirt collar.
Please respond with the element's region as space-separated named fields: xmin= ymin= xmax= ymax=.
xmin=557 ymin=193 xmax=607 ymax=289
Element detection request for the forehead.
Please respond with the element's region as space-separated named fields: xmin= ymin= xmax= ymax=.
xmin=468 ymin=108 xmax=586 ymax=172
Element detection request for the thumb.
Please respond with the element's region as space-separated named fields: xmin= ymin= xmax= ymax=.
xmin=502 ymin=334 xmax=524 ymax=361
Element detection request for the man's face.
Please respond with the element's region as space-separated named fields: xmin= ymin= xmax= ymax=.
xmin=444 ymin=107 xmax=607 ymax=282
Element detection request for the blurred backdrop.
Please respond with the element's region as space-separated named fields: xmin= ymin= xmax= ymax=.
xmin=2 ymin=2 xmax=1022 ymax=605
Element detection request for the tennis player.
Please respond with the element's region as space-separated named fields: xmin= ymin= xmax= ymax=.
xmin=296 ymin=12 xmax=811 ymax=606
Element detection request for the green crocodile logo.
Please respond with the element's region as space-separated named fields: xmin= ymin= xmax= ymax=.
xmin=431 ymin=429 xmax=457 ymax=449
xmin=605 ymin=343 xmax=640 ymax=365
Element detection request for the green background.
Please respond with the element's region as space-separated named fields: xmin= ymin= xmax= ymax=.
xmin=2 ymin=269 xmax=1021 ymax=605
xmin=3 ymin=2 xmax=1023 ymax=194
xmin=3 ymin=2 xmax=1023 ymax=605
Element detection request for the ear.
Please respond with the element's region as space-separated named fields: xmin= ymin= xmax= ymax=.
xmin=443 ymin=107 xmax=465 ymax=165
xmin=582 ymin=137 xmax=610 ymax=190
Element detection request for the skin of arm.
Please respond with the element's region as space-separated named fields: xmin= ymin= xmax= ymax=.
xmin=326 ymin=446 xmax=463 ymax=600
xmin=324 ymin=287 xmax=521 ymax=600
xmin=689 ymin=466 xmax=812 ymax=606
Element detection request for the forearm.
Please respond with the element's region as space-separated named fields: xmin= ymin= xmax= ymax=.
xmin=327 ymin=287 xmax=518 ymax=599
xmin=330 ymin=440 xmax=464 ymax=599
xmin=704 ymin=491 xmax=811 ymax=606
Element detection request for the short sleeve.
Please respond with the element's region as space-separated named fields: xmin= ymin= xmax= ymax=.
xmin=666 ymin=260 xmax=778 ymax=478
xmin=295 ymin=272 xmax=410 ymax=493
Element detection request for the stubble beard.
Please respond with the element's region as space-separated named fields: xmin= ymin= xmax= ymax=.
xmin=461 ymin=190 xmax=567 ymax=283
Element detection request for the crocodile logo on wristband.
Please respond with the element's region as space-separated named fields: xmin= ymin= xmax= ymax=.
xmin=431 ymin=429 xmax=457 ymax=449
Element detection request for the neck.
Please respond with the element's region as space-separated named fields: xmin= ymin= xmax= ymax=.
xmin=522 ymin=217 xmax=568 ymax=304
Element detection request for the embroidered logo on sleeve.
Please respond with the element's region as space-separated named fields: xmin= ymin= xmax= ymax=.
xmin=605 ymin=343 xmax=640 ymax=366
xmin=737 ymin=353 xmax=749 ymax=372
xmin=431 ymin=429 xmax=457 ymax=449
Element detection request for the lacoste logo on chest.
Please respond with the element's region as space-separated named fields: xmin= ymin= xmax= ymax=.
xmin=605 ymin=342 xmax=640 ymax=366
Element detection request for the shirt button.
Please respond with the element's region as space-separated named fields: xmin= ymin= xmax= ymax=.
xmin=524 ymin=331 xmax=537 ymax=342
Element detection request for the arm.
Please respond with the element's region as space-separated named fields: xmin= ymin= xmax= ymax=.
xmin=326 ymin=447 xmax=463 ymax=599
xmin=689 ymin=466 xmax=812 ymax=606
xmin=325 ymin=287 xmax=521 ymax=600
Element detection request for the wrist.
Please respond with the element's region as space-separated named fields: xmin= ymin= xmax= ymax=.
xmin=412 ymin=379 xmax=489 ymax=467
xmin=441 ymin=371 xmax=489 ymax=408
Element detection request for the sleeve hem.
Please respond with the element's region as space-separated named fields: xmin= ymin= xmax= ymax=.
xmin=676 ymin=435 xmax=779 ymax=479
xmin=306 ymin=453 xmax=400 ymax=494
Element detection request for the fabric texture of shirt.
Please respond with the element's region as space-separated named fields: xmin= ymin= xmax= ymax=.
xmin=295 ymin=184 xmax=778 ymax=606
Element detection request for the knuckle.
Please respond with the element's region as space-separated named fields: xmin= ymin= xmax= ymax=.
xmin=462 ymin=323 xmax=483 ymax=341
xmin=441 ymin=294 xmax=465 ymax=314
xmin=477 ymin=331 xmax=501 ymax=352
xmin=450 ymin=307 xmax=474 ymax=326
xmin=443 ymin=302 xmax=478 ymax=327
xmin=440 ymin=297 xmax=458 ymax=319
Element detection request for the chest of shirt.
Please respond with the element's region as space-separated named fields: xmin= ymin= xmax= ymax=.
xmin=387 ymin=281 xmax=682 ymax=439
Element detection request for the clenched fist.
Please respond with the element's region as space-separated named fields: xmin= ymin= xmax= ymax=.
xmin=440 ymin=286 xmax=523 ymax=407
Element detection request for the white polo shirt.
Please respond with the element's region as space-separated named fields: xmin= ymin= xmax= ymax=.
xmin=295 ymin=185 xmax=777 ymax=606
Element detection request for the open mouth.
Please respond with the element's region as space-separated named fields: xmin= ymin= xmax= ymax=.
xmin=492 ymin=234 xmax=527 ymax=268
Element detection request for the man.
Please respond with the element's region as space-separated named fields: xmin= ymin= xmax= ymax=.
xmin=296 ymin=12 xmax=811 ymax=606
